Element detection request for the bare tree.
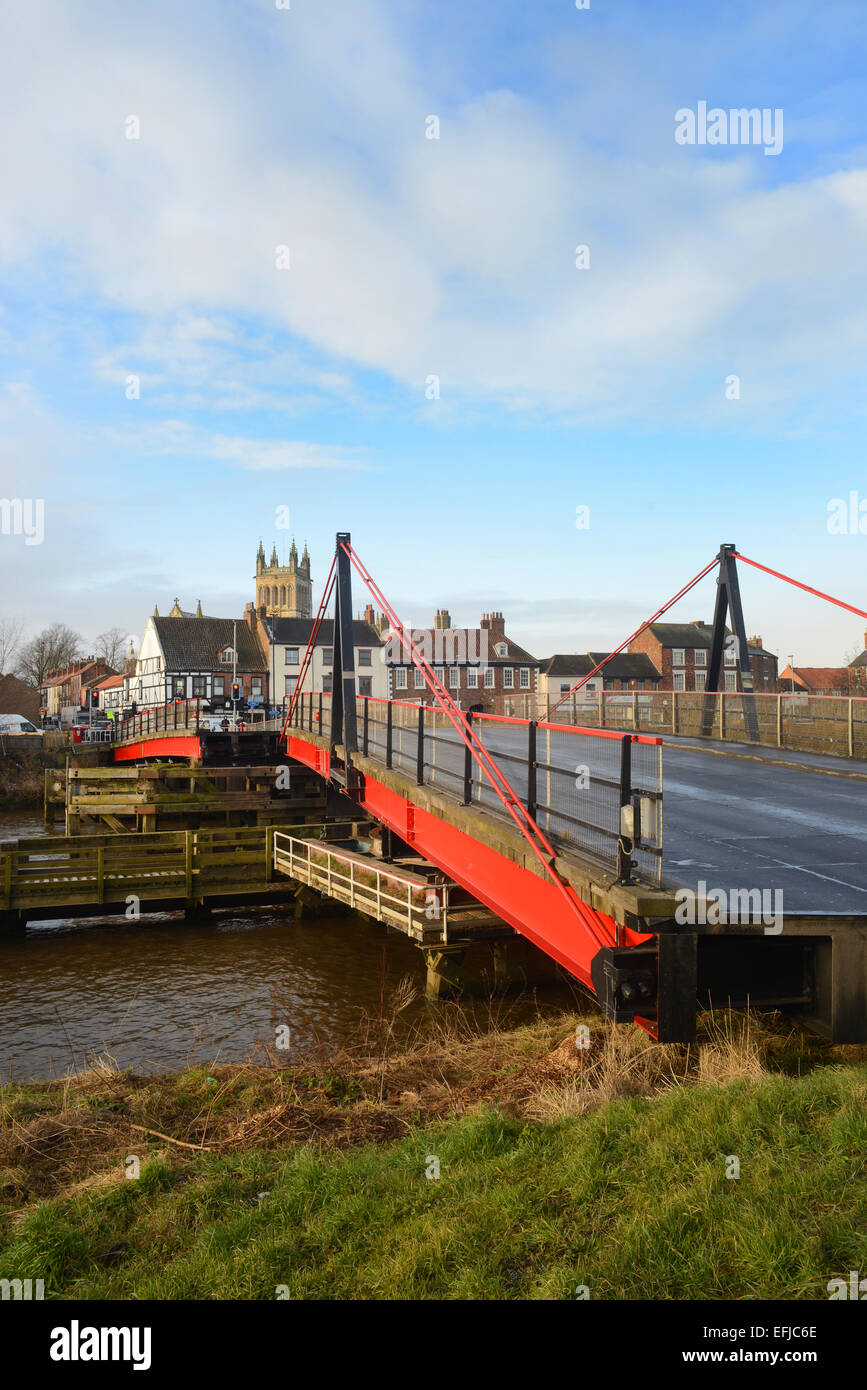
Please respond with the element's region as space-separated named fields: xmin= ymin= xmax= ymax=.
xmin=16 ymin=623 xmax=83 ymax=686
xmin=94 ymin=626 xmax=130 ymax=670
xmin=0 ymin=617 xmax=25 ymax=675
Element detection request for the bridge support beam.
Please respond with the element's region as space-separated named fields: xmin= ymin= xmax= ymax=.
xmin=422 ymin=936 xmax=560 ymax=1000
xmin=0 ymin=909 xmax=26 ymax=936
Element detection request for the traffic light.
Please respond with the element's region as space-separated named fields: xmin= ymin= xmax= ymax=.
xmin=231 ymin=682 xmax=240 ymax=701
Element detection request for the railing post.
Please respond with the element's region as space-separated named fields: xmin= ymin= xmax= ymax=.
xmin=363 ymin=696 xmax=369 ymax=757
xmin=265 ymin=824 xmax=274 ymax=882
xmin=185 ymin=830 xmax=193 ymax=897
xmin=416 ymin=704 xmax=425 ymax=785
xmin=776 ymin=693 xmax=782 ymax=748
xmin=462 ymin=710 xmax=473 ymax=805
xmin=386 ymin=700 xmax=393 ymax=769
xmin=598 ymin=689 xmax=604 ymax=729
xmin=318 ymin=691 xmax=323 ymax=732
xmin=632 ymin=690 xmax=638 ymax=731
xmin=527 ymin=719 xmax=537 ymax=821
xmin=617 ymin=735 xmax=634 ymax=885
xmin=671 ymin=690 xmax=677 ymax=735
xmin=196 ymin=698 xmax=200 ymax=732
xmin=2 ymin=850 xmax=12 ymax=910
xmin=848 ymin=698 xmax=854 ymax=758
xmin=719 ymin=692 xmax=726 ymax=741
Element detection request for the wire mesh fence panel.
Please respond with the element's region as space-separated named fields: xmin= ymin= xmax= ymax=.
xmin=293 ymin=697 xmax=664 ymax=883
xmin=778 ymin=695 xmax=853 ymax=756
xmin=473 ymin=720 xmax=530 ymax=812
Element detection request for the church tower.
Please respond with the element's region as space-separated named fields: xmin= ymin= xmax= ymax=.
xmin=255 ymin=538 xmax=312 ymax=618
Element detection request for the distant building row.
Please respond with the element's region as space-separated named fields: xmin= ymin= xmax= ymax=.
xmin=29 ymin=543 xmax=867 ymax=725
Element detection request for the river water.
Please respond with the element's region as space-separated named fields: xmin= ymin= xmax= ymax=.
xmin=0 ymin=812 xmax=578 ymax=1082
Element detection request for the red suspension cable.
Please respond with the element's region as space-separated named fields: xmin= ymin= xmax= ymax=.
xmin=734 ymin=553 xmax=867 ymax=622
xmin=549 ymin=555 xmax=722 ymax=714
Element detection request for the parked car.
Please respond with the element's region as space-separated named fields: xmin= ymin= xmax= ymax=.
xmin=0 ymin=714 xmax=43 ymax=735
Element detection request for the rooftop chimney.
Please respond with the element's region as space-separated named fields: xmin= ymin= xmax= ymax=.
xmin=434 ymin=608 xmax=451 ymax=630
xmin=480 ymin=610 xmax=505 ymax=639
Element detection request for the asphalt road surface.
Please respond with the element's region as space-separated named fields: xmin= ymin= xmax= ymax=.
xmin=661 ymin=743 xmax=867 ymax=913
xmin=380 ymin=719 xmax=866 ymax=914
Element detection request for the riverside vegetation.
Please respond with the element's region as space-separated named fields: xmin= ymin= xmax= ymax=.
xmin=1 ymin=1004 xmax=866 ymax=1300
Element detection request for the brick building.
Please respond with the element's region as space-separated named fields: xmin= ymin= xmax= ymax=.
xmin=386 ymin=610 xmax=539 ymax=715
xmin=778 ymin=665 xmax=850 ymax=697
xmin=0 ymin=673 xmax=41 ymax=725
xmin=38 ymin=658 xmax=115 ymax=724
xmin=848 ymin=630 xmax=867 ymax=696
xmin=628 ymin=621 xmax=778 ymax=692
xmin=539 ymin=652 xmax=662 ymax=707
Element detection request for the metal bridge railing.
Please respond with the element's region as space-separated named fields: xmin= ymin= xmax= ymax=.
xmin=272 ymin=830 xmax=449 ymax=938
xmin=287 ymin=692 xmax=663 ymax=884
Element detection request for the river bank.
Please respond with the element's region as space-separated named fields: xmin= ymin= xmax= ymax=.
xmin=2 ymin=1008 xmax=866 ymax=1299
xmin=0 ymin=749 xmax=50 ymax=810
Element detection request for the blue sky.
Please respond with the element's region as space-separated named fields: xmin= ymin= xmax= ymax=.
xmin=1 ymin=0 xmax=866 ymax=664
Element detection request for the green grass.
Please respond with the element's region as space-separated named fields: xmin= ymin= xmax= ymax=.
xmin=2 ymin=1062 xmax=866 ymax=1300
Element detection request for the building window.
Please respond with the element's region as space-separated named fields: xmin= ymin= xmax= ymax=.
xmin=466 ymin=667 xmax=478 ymax=689
xmin=284 ymin=675 xmax=297 ymax=696
xmin=251 ymin=677 xmax=263 ymax=697
xmin=725 ymin=671 xmax=737 ymax=692
xmin=672 ymin=672 xmax=685 ymax=691
xmin=221 ymin=647 xmax=235 ymax=664
xmin=484 ymin=667 xmax=495 ymax=689
xmin=449 ymin=666 xmax=459 ymax=689
xmin=213 ymin=676 xmax=225 ymax=697
xmin=694 ymin=672 xmax=706 ymax=691
xmin=323 ymin=674 xmax=333 ymax=693
xmin=358 ymin=649 xmax=372 ymax=667
xmin=672 ymin=648 xmax=685 ymax=666
xmin=725 ymin=647 xmax=737 ymax=666
xmin=171 ymin=677 xmax=186 ymax=699
xmin=503 ymin=668 xmax=514 ymax=689
xmin=322 ymin=648 xmax=333 ymax=666
xmin=495 ymin=643 xmax=507 ymax=657
xmin=279 ymin=586 xmax=286 ymax=606
xmin=519 ymin=668 xmax=530 ymax=689
xmin=395 ymin=668 xmax=407 ymax=690
xmin=285 ymin=648 xmax=299 ymax=665
xmin=192 ymin=676 xmax=207 ymax=698
xmin=358 ymin=677 xmax=372 ymax=696
xmin=694 ymin=649 xmax=707 ymax=666
xmin=414 ymin=667 xmax=425 ymax=689
xmin=433 ymin=665 xmax=446 ymax=684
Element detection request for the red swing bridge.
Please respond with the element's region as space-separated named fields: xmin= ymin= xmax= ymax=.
xmin=272 ymin=533 xmax=867 ymax=1044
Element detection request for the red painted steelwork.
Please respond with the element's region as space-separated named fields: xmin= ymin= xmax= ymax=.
xmin=285 ymin=735 xmax=331 ymax=778
xmin=329 ymin=750 xmax=647 ymax=987
xmin=113 ymin=736 xmax=202 ymax=762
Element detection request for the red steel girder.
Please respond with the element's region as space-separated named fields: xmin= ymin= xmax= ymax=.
xmin=113 ymin=736 xmax=202 ymax=762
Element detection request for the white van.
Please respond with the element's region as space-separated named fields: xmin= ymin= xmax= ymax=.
xmin=0 ymin=714 xmax=43 ymax=735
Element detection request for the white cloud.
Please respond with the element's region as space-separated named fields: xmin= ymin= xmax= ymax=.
xmin=0 ymin=0 xmax=865 ymax=432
